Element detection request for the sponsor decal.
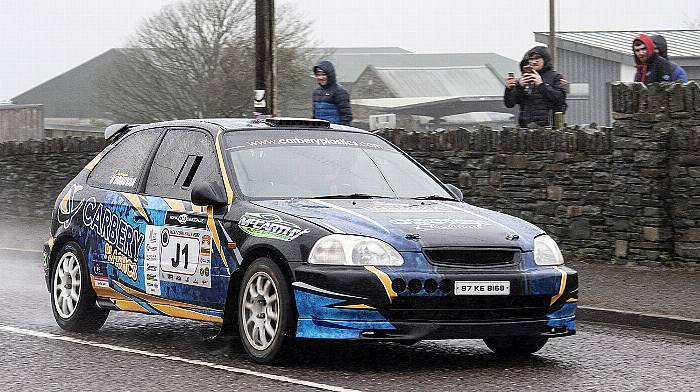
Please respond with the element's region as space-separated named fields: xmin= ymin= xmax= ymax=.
xmin=56 ymin=186 xmax=147 ymax=283
xmin=200 ymin=234 xmax=211 ymax=256
xmin=238 ymin=213 xmax=309 ymax=241
xmin=245 ymin=137 xmax=385 ymax=150
xmin=359 ymin=202 xmax=451 ymax=213
xmin=165 ymin=211 xmax=207 ymax=229
xmin=82 ymin=198 xmax=145 ymax=281
xmin=94 ymin=276 xmax=109 ymax=288
xmin=92 ymin=262 xmax=108 ymax=277
xmin=57 ymin=184 xmax=85 ymax=229
xmin=144 ymin=225 xmax=162 ymax=296
xmin=389 ymin=218 xmax=490 ymax=231
xmin=149 ymin=220 xmax=212 ymax=289
xmin=109 ymin=170 xmax=137 ymax=188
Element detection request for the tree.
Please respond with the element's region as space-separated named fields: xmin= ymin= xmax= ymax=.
xmin=95 ymin=0 xmax=316 ymax=122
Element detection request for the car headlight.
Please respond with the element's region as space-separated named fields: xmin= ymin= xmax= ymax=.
xmin=308 ymin=234 xmax=404 ymax=266
xmin=534 ymin=235 xmax=564 ymax=266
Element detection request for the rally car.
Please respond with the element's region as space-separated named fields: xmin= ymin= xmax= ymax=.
xmin=44 ymin=118 xmax=577 ymax=363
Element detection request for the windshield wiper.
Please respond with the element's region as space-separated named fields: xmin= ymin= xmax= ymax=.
xmin=309 ymin=193 xmax=392 ymax=199
xmin=412 ymin=195 xmax=456 ymax=201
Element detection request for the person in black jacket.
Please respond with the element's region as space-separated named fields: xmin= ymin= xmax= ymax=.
xmin=504 ymin=46 xmax=566 ymax=128
xmin=649 ymin=34 xmax=688 ymax=83
xmin=312 ymin=60 xmax=352 ymax=126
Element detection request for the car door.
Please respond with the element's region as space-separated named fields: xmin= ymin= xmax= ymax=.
xmin=141 ymin=127 xmax=232 ymax=314
xmin=84 ymin=128 xmax=163 ymax=298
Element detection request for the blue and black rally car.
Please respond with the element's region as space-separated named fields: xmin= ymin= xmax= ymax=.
xmin=44 ymin=118 xmax=577 ymax=363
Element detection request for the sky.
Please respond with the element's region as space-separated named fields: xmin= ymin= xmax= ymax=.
xmin=1 ymin=0 xmax=698 ymax=101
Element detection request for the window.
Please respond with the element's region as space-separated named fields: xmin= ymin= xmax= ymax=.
xmin=145 ymin=128 xmax=221 ymax=200
xmin=88 ymin=128 xmax=162 ymax=192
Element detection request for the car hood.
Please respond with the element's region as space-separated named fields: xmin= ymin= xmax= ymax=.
xmin=250 ymin=199 xmax=543 ymax=252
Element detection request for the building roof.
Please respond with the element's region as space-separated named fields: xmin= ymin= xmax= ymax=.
xmin=12 ymin=49 xmax=122 ymax=118
xmin=350 ymin=65 xmax=512 ymax=117
xmin=535 ymin=30 xmax=700 ymax=66
xmin=351 ymin=96 xmax=511 ymax=118
xmin=309 ymin=47 xmax=412 ymax=54
xmin=322 ymin=52 xmax=519 ymax=83
xmin=370 ymin=65 xmax=505 ymax=97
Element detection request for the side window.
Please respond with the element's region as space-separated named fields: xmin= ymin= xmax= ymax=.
xmin=145 ymin=128 xmax=221 ymax=200
xmin=88 ymin=128 xmax=162 ymax=192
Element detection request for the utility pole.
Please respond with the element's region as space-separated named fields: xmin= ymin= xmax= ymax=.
xmin=549 ymin=0 xmax=556 ymax=69
xmin=254 ymin=0 xmax=275 ymax=116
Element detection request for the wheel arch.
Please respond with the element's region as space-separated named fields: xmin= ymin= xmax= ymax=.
xmin=220 ymin=245 xmax=296 ymax=333
xmin=46 ymin=233 xmax=81 ymax=291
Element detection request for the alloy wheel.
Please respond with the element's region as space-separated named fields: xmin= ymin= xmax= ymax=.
xmin=241 ymin=271 xmax=280 ymax=350
xmin=53 ymin=251 xmax=82 ymax=319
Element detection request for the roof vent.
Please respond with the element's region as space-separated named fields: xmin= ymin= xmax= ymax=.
xmin=263 ymin=118 xmax=330 ymax=128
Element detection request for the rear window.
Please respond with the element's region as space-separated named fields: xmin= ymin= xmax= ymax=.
xmin=87 ymin=128 xmax=162 ymax=192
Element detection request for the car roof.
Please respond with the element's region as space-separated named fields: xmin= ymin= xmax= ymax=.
xmin=197 ymin=118 xmax=367 ymax=133
xmin=110 ymin=118 xmax=369 ymax=141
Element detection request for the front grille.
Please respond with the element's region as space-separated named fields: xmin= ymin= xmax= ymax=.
xmin=424 ymin=248 xmax=518 ymax=267
xmin=388 ymin=296 xmax=549 ymax=322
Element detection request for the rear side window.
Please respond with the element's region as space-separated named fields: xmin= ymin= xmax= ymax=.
xmin=145 ymin=128 xmax=221 ymax=200
xmin=88 ymin=128 xmax=162 ymax=192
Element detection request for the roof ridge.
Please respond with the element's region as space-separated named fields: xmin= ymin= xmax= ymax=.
xmin=536 ymin=29 xmax=700 ymax=34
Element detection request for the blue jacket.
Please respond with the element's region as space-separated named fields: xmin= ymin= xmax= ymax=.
xmin=312 ymin=61 xmax=353 ymax=126
xmin=671 ymin=63 xmax=689 ymax=83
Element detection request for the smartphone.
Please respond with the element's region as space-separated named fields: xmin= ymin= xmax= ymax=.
xmin=507 ymin=72 xmax=515 ymax=79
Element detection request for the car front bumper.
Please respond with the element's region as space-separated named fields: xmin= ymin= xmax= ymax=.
xmin=291 ymin=263 xmax=578 ymax=340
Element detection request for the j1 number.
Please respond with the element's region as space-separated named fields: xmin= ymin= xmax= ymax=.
xmin=171 ymin=243 xmax=189 ymax=269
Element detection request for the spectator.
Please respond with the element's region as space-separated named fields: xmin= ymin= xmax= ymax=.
xmin=504 ymin=46 xmax=567 ymax=128
xmin=632 ymin=33 xmax=672 ymax=83
xmin=650 ymin=34 xmax=689 ymax=83
xmin=312 ymin=60 xmax=352 ymax=126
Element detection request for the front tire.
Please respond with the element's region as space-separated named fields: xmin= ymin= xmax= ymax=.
xmin=238 ymin=257 xmax=295 ymax=364
xmin=51 ymin=241 xmax=109 ymax=332
xmin=483 ymin=336 xmax=548 ymax=356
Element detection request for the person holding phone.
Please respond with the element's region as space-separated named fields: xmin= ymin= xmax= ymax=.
xmin=504 ymin=46 xmax=567 ymax=128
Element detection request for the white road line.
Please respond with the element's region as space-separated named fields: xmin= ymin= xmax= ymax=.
xmin=0 ymin=325 xmax=362 ymax=392
xmin=0 ymin=247 xmax=42 ymax=253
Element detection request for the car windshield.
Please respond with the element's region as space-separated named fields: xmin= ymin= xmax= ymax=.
xmin=223 ymin=129 xmax=454 ymax=200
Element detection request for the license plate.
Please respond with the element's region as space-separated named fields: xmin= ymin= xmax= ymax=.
xmin=454 ymin=281 xmax=510 ymax=295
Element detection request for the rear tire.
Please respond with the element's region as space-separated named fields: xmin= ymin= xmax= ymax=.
xmin=483 ymin=336 xmax=548 ymax=355
xmin=51 ymin=241 xmax=109 ymax=332
xmin=238 ymin=257 xmax=294 ymax=364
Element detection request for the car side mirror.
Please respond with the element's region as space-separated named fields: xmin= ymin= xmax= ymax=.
xmin=191 ymin=181 xmax=228 ymax=207
xmin=445 ymin=184 xmax=463 ymax=201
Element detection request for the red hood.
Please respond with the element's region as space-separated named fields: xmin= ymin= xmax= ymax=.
xmin=633 ymin=33 xmax=655 ymax=66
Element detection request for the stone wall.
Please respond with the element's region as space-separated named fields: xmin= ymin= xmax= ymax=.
xmin=0 ymin=137 xmax=107 ymax=219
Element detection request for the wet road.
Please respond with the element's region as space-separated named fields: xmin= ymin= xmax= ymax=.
xmin=2 ymin=247 xmax=699 ymax=392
